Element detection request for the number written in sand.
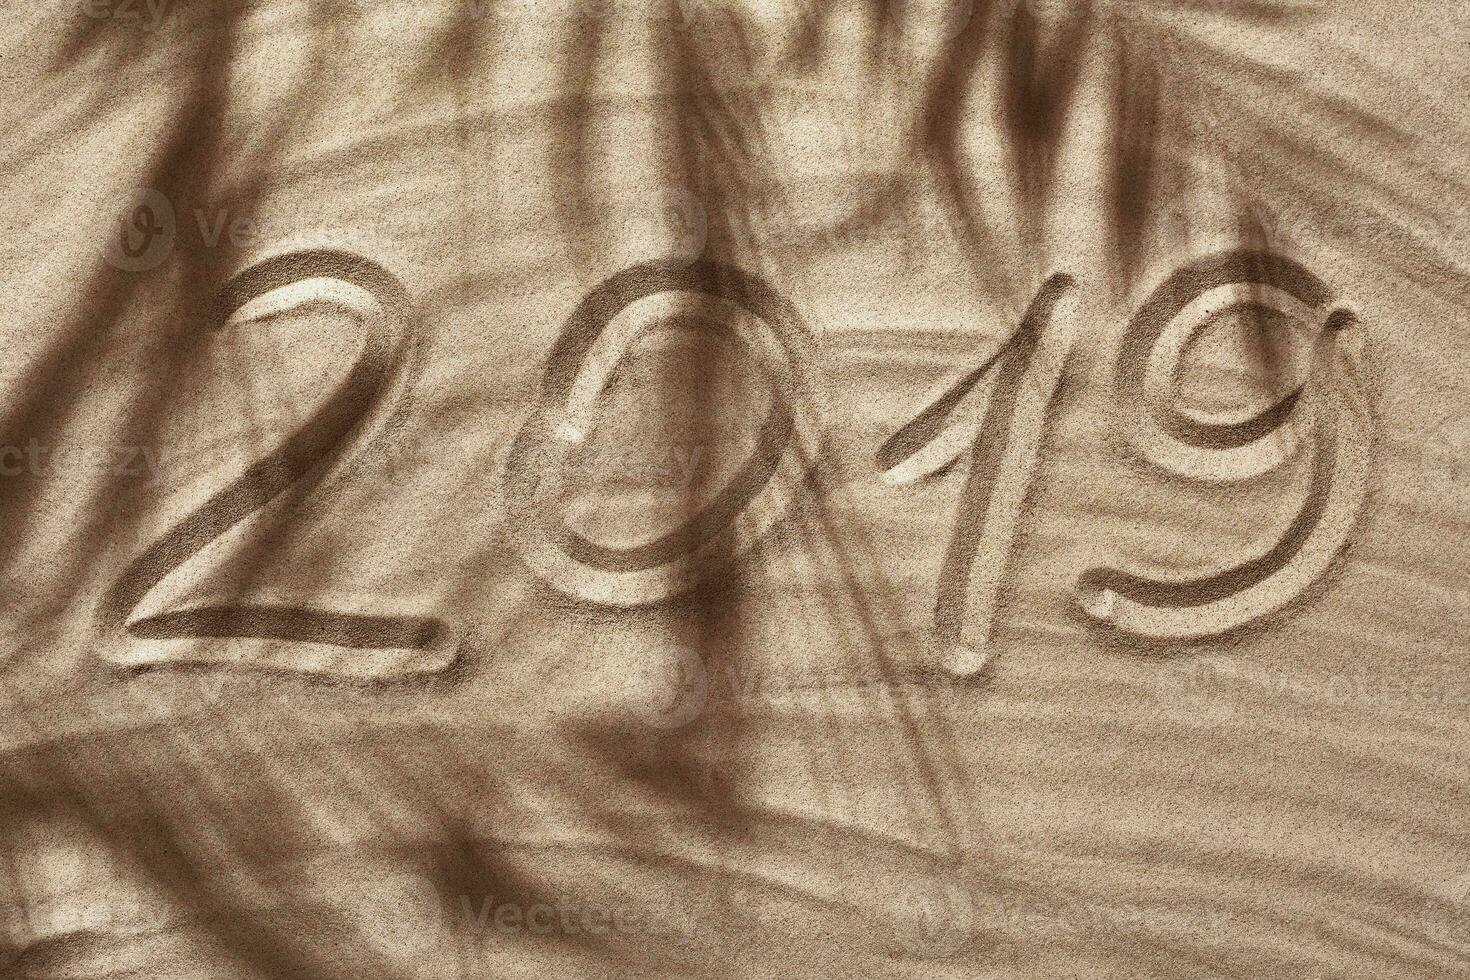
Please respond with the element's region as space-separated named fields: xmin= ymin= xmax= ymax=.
xmin=515 ymin=252 xmax=1373 ymax=653
xmin=876 ymin=274 xmax=1082 ymax=676
xmin=99 ymin=249 xmax=455 ymax=679
xmin=500 ymin=259 xmax=824 ymax=606
xmin=1075 ymin=250 xmax=1373 ymax=641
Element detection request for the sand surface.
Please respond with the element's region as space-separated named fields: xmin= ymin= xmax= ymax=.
xmin=0 ymin=1 xmax=1467 ymax=977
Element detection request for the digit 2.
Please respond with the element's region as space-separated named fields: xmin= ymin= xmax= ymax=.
xmin=99 ymin=249 xmax=456 ymax=679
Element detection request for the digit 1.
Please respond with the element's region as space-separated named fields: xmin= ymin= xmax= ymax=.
xmin=878 ymin=275 xmax=1081 ymax=676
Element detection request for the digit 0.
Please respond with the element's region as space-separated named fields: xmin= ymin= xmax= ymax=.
xmin=500 ymin=259 xmax=823 ymax=606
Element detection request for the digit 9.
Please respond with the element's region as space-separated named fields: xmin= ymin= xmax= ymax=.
xmin=1076 ymin=250 xmax=1374 ymax=641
